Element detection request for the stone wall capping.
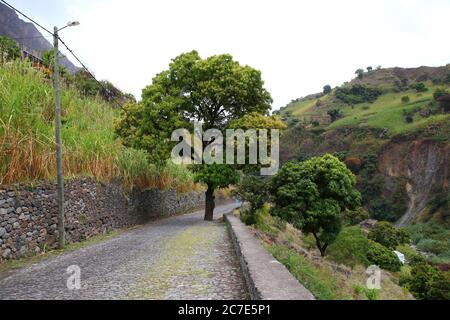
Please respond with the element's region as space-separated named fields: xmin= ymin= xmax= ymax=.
xmin=224 ymin=213 xmax=315 ymax=300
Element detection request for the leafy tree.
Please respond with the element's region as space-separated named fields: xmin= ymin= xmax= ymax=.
xmin=271 ymin=154 xmax=361 ymax=256
xmin=115 ymin=51 xmax=273 ymax=220
xmin=0 ymin=36 xmax=21 ymax=64
xmin=368 ymin=221 xmax=411 ymax=249
xmin=233 ymin=175 xmax=270 ymax=213
xmin=323 ymin=85 xmax=332 ymax=94
xmin=367 ymin=66 xmax=373 ymax=72
xmin=367 ymin=240 xmax=402 ymax=272
xmin=355 ymin=68 xmax=365 ymax=79
xmin=193 ymin=164 xmax=240 ymax=220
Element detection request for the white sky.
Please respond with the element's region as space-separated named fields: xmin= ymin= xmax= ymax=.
xmin=10 ymin=0 xmax=450 ymax=109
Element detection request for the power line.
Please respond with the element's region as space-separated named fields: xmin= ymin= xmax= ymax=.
xmin=0 ymin=0 xmax=124 ymax=108
xmin=0 ymin=0 xmax=53 ymax=36
xmin=57 ymin=37 xmax=123 ymax=108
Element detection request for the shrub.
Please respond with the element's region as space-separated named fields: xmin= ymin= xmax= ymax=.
xmin=327 ymin=226 xmax=371 ymax=267
xmin=335 ymin=85 xmax=382 ymax=104
xmin=323 ymin=85 xmax=332 ymax=94
xmin=401 ymin=96 xmax=410 ymax=103
xmin=368 ymin=221 xmax=411 ymax=249
xmin=343 ymin=207 xmax=370 ymax=226
xmin=367 ymin=240 xmax=402 ymax=272
xmin=405 ymin=263 xmax=450 ymax=300
xmin=327 ymin=109 xmax=343 ymax=123
xmin=233 ymin=175 xmax=270 ymax=214
xmin=412 ymin=82 xmax=428 ymax=93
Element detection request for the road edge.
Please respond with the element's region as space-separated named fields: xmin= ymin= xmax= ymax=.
xmin=224 ymin=213 xmax=315 ymax=300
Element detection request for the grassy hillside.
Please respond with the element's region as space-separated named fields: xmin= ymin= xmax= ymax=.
xmin=0 ymin=61 xmax=196 ymax=192
xmin=277 ymin=65 xmax=449 ymax=227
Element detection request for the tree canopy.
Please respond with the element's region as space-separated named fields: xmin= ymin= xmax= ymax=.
xmin=271 ymin=154 xmax=361 ymax=256
xmin=0 ymin=36 xmax=21 ymax=64
xmin=115 ymin=51 xmax=275 ymax=220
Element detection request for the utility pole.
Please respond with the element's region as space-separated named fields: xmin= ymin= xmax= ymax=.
xmin=53 ymin=27 xmax=65 ymax=249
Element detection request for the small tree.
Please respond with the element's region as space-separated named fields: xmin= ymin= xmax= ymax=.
xmin=355 ymin=69 xmax=365 ymax=79
xmin=323 ymin=85 xmax=332 ymax=94
xmin=367 ymin=66 xmax=373 ymax=72
xmin=0 ymin=36 xmax=21 ymax=64
xmin=271 ymin=155 xmax=361 ymax=256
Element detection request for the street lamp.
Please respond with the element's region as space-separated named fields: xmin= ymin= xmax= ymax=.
xmin=53 ymin=21 xmax=80 ymax=249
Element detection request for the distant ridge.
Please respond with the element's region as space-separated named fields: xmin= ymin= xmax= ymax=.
xmin=0 ymin=2 xmax=78 ymax=73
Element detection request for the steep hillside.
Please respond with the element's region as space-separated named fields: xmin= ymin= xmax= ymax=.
xmin=277 ymin=66 xmax=450 ymax=226
xmin=0 ymin=2 xmax=77 ymax=72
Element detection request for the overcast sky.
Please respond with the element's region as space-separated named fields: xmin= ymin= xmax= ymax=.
xmin=9 ymin=0 xmax=450 ymax=109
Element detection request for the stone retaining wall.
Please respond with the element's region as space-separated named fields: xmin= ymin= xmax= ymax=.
xmin=0 ymin=178 xmax=205 ymax=262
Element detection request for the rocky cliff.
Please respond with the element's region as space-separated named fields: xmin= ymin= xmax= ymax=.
xmin=379 ymin=138 xmax=449 ymax=226
xmin=0 ymin=2 xmax=77 ymax=73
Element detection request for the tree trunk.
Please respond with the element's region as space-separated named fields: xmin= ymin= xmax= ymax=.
xmin=204 ymin=185 xmax=216 ymax=221
xmin=313 ymin=233 xmax=328 ymax=257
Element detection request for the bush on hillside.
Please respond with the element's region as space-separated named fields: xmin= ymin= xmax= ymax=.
xmin=400 ymin=263 xmax=450 ymax=300
xmin=401 ymin=96 xmax=410 ymax=103
xmin=327 ymin=226 xmax=371 ymax=267
xmin=323 ymin=85 xmax=332 ymax=94
xmin=343 ymin=207 xmax=370 ymax=226
xmin=367 ymin=240 xmax=402 ymax=272
xmin=412 ymin=82 xmax=428 ymax=93
xmin=368 ymin=221 xmax=411 ymax=249
xmin=335 ymin=85 xmax=382 ymax=104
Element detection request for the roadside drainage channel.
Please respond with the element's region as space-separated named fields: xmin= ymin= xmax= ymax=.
xmin=224 ymin=214 xmax=315 ymax=300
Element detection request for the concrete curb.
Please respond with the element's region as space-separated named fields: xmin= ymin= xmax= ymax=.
xmin=224 ymin=214 xmax=315 ymax=300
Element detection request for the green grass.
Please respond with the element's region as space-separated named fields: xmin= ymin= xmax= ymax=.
xmin=283 ymin=98 xmax=317 ymax=118
xmin=327 ymin=86 xmax=450 ymax=134
xmin=0 ymin=60 xmax=196 ymax=191
xmin=268 ymin=244 xmax=349 ymax=300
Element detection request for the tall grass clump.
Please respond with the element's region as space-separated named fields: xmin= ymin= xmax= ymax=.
xmin=0 ymin=61 xmax=197 ymax=192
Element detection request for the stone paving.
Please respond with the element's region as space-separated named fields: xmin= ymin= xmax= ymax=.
xmin=0 ymin=203 xmax=249 ymax=300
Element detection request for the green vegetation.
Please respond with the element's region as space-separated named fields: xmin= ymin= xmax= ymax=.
xmin=407 ymin=223 xmax=450 ymax=264
xmin=271 ymin=155 xmax=361 ymax=256
xmin=367 ymin=240 xmax=402 ymax=272
xmin=0 ymin=60 xmax=195 ymax=192
xmin=115 ymin=51 xmax=275 ymax=220
xmin=244 ymin=207 xmax=412 ymax=300
xmin=335 ymin=84 xmax=382 ymax=105
xmin=327 ymin=226 xmax=371 ymax=267
xmin=368 ymin=221 xmax=411 ymax=249
xmin=400 ymin=262 xmax=450 ymax=300
xmin=0 ymin=36 xmax=21 ymax=64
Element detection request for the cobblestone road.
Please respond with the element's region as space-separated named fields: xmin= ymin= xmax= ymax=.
xmin=0 ymin=203 xmax=249 ymax=300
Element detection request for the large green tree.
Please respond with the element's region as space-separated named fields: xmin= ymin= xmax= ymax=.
xmin=0 ymin=36 xmax=21 ymax=64
xmin=271 ymin=154 xmax=361 ymax=256
xmin=115 ymin=51 xmax=273 ymax=220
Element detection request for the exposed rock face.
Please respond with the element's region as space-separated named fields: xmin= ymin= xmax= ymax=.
xmin=0 ymin=178 xmax=205 ymax=262
xmin=0 ymin=3 xmax=77 ymax=73
xmin=378 ymin=139 xmax=449 ymax=226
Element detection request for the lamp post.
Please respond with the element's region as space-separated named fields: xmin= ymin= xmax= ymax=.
xmin=53 ymin=21 xmax=79 ymax=249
